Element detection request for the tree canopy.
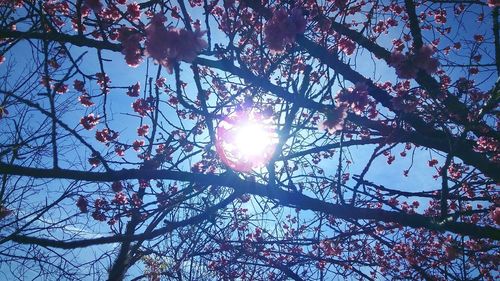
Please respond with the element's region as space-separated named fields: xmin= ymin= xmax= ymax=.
xmin=0 ymin=0 xmax=499 ymax=280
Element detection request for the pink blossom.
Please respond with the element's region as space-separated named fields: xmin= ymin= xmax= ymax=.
xmin=95 ymin=73 xmax=110 ymax=93
xmin=413 ymin=45 xmax=439 ymax=74
xmin=127 ymin=3 xmax=141 ymax=21
xmin=115 ymin=146 xmax=125 ymax=157
xmin=145 ymin=13 xmax=207 ymax=71
xmin=73 ymin=80 xmax=85 ymax=92
xmin=488 ymin=0 xmax=500 ymax=7
xmin=133 ymin=139 xmax=144 ymax=151
xmin=137 ymin=124 xmax=149 ymax=136
xmin=389 ymin=52 xmax=417 ymax=79
xmin=132 ymin=98 xmax=154 ymax=116
xmin=80 ymin=114 xmax=99 ymax=130
xmin=0 ymin=204 xmax=12 ymax=219
xmin=389 ymin=45 xmax=439 ymax=79
xmin=54 ymin=83 xmax=68 ymax=94
xmin=83 ymin=0 xmax=102 ymax=12
xmin=76 ymin=196 xmax=88 ymax=213
xmin=264 ymin=8 xmax=307 ymax=52
xmin=101 ymin=7 xmax=121 ymax=21
xmin=78 ymin=95 xmax=94 ymax=107
xmin=338 ymin=37 xmax=356 ymax=55
xmin=88 ymin=153 xmax=101 ymax=167
xmin=95 ymin=129 xmax=118 ymax=143
xmin=336 ymin=83 xmax=369 ymax=114
xmin=112 ymin=192 xmax=128 ymax=205
xmin=117 ymin=27 xmax=143 ymax=67
xmin=319 ymin=105 xmax=348 ymax=134
xmin=474 ymin=136 xmax=499 ymax=161
xmin=127 ymin=82 xmax=141 ymax=97
xmin=172 ymin=28 xmax=208 ymax=62
xmin=492 ymin=207 xmax=500 ymax=225
xmin=155 ymin=77 xmax=166 ymax=88
xmin=111 ymin=181 xmax=123 ymax=192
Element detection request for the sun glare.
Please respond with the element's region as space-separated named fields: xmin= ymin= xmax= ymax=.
xmin=215 ymin=110 xmax=278 ymax=172
xmin=234 ymin=123 xmax=270 ymax=157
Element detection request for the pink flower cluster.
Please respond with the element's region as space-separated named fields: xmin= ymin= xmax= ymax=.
xmin=319 ymin=83 xmax=370 ymax=134
xmin=389 ymin=45 xmax=439 ymax=79
xmin=127 ymin=3 xmax=141 ymax=21
xmin=126 ymin=82 xmax=141 ymax=97
xmin=145 ymin=14 xmax=207 ymax=71
xmin=137 ymin=124 xmax=149 ymax=136
xmin=318 ymin=104 xmax=348 ymax=134
xmin=338 ymin=37 xmax=356 ymax=55
xmin=80 ymin=113 xmax=99 ymax=130
xmin=76 ymin=196 xmax=88 ymax=213
xmin=474 ymin=136 xmax=499 ymax=161
xmin=263 ymin=8 xmax=307 ymax=52
xmin=118 ymin=27 xmax=143 ymax=67
xmin=92 ymin=198 xmax=109 ymax=221
xmin=492 ymin=207 xmax=500 ymax=225
xmin=95 ymin=128 xmax=118 ymax=143
xmin=336 ymin=83 xmax=369 ymax=115
xmin=132 ymin=97 xmax=155 ymax=116
xmin=83 ymin=0 xmax=102 ymax=13
xmin=488 ymin=0 xmax=500 ymax=7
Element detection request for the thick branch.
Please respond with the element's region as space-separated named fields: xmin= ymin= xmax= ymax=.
xmin=1 ymin=164 xmax=498 ymax=241
xmin=0 ymin=29 xmax=122 ymax=52
xmin=10 ymin=190 xmax=239 ymax=249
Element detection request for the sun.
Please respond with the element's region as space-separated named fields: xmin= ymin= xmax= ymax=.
xmin=234 ymin=123 xmax=271 ymax=157
xmin=215 ymin=110 xmax=278 ymax=172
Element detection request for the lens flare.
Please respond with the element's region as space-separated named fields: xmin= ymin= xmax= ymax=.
xmin=215 ymin=110 xmax=278 ymax=172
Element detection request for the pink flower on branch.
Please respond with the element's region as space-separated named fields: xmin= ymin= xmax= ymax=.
xmin=95 ymin=128 xmax=119 ymax=143
xmin=264 ymin=8 xmax=307 ymax=52
xmin=118 ymin=27 xmax=143 ymax=67
xmin=80 ymin=113 xmax=99 ymax=130
xmin=389 ymin=45 xmax=439 ymax=79
xmin=137 ymin=124 xmax=149 ymax=136
xmin=83 ymin=0 xmax=103 ymax=13
xmin=78 ymin=95 xmax=94 ymax=107
xmin=126 ymin=3 xmax=141 ymax=21
xmin=488 ymin=0 xmax=500 ymax=7
xmin=318 ymin=105 xmax=348 ymax=134
xmin=145 ymin=13 xmax=207 ymax=71
xmin=76 ymin=196 xmax=88 ymax=213
xmin=126 ymin=82 xmax=141 ymax=97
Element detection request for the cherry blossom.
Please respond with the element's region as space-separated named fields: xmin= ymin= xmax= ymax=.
xmin=73 ymin=80 xmax=85 ymax=92
xmin=145 ymin=13 xmax=207 ymax=71
xmin=263 ymin=8 xmax=307 ymax=52
xmin=88 ymin=153 xmax=101 ymax=167
xmin=127 ymin=3 xmax=141 ymax=21
xmin=111 ymin=181 xmax=123 ymax=193
xmin=137 ymin=124 xmax=149 ymax=136
xmin=76 ymin=196 xmax=88 ymax=213
xmin=319 ymin=105 xmax=348 ymax=134
xmin=117 ymin=27 xmax=143 ymax=67
xmin=83 ymin=0 xmax=102 ymax=13
xmin=389 ymin=45 xmax=439 ymax=79
xmin=80 ymin=113 xmax=99 ymax=130
xmin=78 ymin=95 xmax=94 ymax=107
xmin=126 ymin=82 xmax=141 ymax=97
xmin=95 ymin=128 xmax=118 ymax=143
